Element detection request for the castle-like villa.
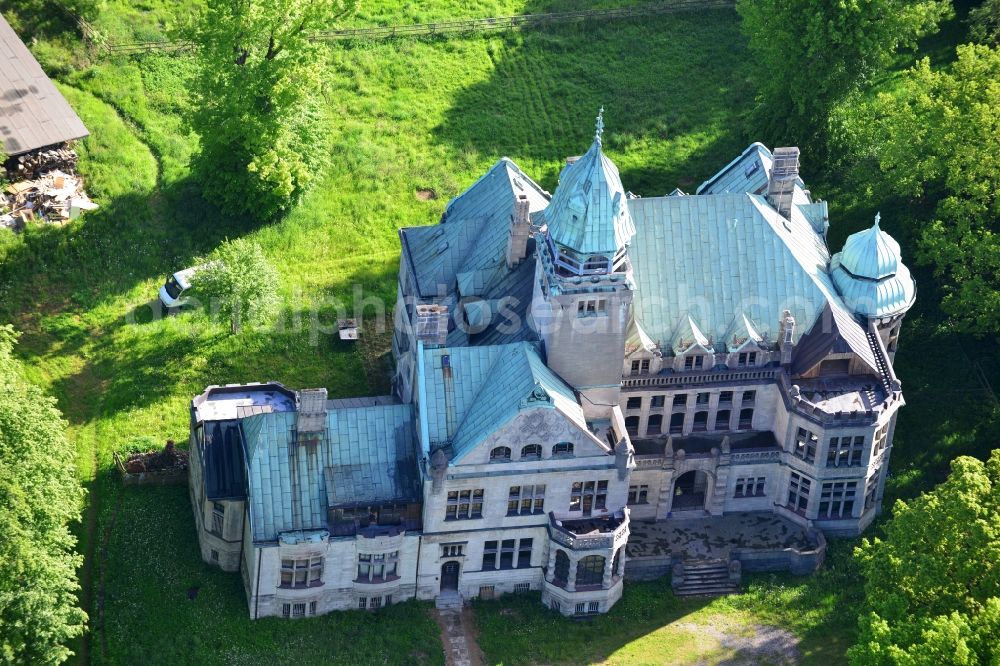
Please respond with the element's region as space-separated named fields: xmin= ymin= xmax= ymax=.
xmin=188 ymin=116 xmax=914 ymax=619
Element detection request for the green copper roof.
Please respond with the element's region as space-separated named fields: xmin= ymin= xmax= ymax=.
xmin=831 ymin=217 xmax=916 ymax=319
xmin=417 ymin=342 xmax=584 ymax=461
xmin=243 ymin=402 xmax=417 ymax=542
xmin=541 ymin=112 xmax=636 ymax=257
xmin=838 ymin=216 xmax=901 ymax=280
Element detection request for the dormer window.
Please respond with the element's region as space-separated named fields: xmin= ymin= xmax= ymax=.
xmin=684 ymin=355 xmax=704 ymax=370
xmin=489 ymin=446 xmax=511 ymax=462
xmin=737 ymin=352 xmax=757 ymax=367
xmin=630 ymin=359 xmax=650 ymax=375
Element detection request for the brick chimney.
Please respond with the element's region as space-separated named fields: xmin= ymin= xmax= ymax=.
xmin=766 ymin=147 xmax=800 ymax=219
xmin=506 ymin=194 xmax=531 ymax=269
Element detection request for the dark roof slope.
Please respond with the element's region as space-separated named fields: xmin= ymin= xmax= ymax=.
xmin=0 ymin=15 xmax=89 ymax=156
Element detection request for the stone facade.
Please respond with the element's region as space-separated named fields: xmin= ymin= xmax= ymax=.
xmin=188 ymin=126 xmax=914 ymax=619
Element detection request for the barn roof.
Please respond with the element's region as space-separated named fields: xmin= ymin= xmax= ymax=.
xmin=0 ymin=15 xmax=88 ymax=156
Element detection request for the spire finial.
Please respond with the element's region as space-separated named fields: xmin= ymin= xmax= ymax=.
xmin=595 ymin=106 xmax=605 ymax=145
xmin=874 ymin=212 xmax=881 ymax=228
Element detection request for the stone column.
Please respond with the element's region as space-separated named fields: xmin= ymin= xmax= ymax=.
xmin=616 ymin=549 xmax=626 ymax=577
xmin=566 ymin=557 xmax=578 ymax=592
xmin=602 ymin=552 xmax=615 ymax=588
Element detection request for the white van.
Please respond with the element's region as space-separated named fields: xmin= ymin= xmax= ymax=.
xmin=158 ymin=264 xmax=211 ymax=308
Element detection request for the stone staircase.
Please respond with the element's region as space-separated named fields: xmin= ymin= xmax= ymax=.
xmin=672 ymin=559 xmax=740 ymax=597
xmin=435 ymin=590 xmax=464 ymax=611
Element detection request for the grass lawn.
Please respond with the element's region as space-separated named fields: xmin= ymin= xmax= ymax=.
xmin=0 ymin=1 xmax=996 ymax=664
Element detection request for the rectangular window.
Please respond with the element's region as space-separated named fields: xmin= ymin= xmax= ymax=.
xmin=211 ymin=502 xmax=225 ymax=536
xmin=742 ymin=390 xmax=756 ymax=405
xmin=737 ymin=351 xmax=758 ymax=367
xmin=719 ymin=391 xmax=733 ymax=405
xmin=693 ymin=411 xmax=708 ymax=432
xmin=714 ymin=409 xmax=730 ymax=431
xmin=588 ymin=601 xmax=600 ymax=613
xmin=873 ymin=424 xmax=889 ymax=456
xmin=794 ymin=427 xmax=818 ymax=463
xmin=514 ymin=582 xmax=530 ymax=593
xmin=647 ymin=414 xmax=663 ymax=435
xmin=630 ymin=360 xmax=640 ymax=375
xmin=480 ymin=586 xmax=495 ymax=600
xmin=864 ymin=471 xmax=880 ymax=511
xmin=818 ymin=481 xmax=858 ymax=519
xmin=309 ymin=601 xmax=317 ymax=616
xmin=370 ymin=596 xmax=382 ymax=609
xmin=669 ymin=412 xmax=685 ymax=434
xmin=282 ymin=603 xmax=291 ymax=618
xmin=570 ymin=480 xmax=608 ymax=515
xmin=517 ymin=538 xmax=533 ymax=568
xmin=626 ymin=396 xmax=642 ymax=410
xmin=673 ymin=394 xmax=688 ymax=408
xmin=358 ymin=597 xmax=367 ymax=610
xmin=651 ymin=395 xmax=665 ymax=408
xmin=292 ymin=603 xmax=306 ymax=618
xmin=575 ymin=602 xmax=586 ymax=615
xmin=827 ymin=436 xmax=865 ymax=467
xmin=628 ymin=484 xmax=649 ymax=505
xmin=482 ymin=540 xmax=498 ymax=570
xmin=508 ymin=485 xmax=545 ymax=515
xmin=696 ymin=392 xmax=710 ymax=405
xmin=386 ymin=594 xmax=392 ymax=605
xmin=499 ymin=539 xmax=516 ymax=570
xmin=280 ymin=557 xmax=323 ymax=588
xmin=357 ymin=551 xmax=399 ymax=582
xmin=738 ymin=408 xmax=754 ymax=430
xmin=684 ymin=355 xmax=705 ymax=370
xmin=442 ymin=544 xmax=464 ymax=558
xmin=734 ymin=476 xmax=766 ymax=498
xmin=787 ymin=472 xmax=812 ymax=515
xmin=445 ymin=489 xmax=484 ymax=520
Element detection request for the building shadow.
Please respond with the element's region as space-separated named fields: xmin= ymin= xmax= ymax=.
xmin=432 ymin=3 xmax=753 ymax=195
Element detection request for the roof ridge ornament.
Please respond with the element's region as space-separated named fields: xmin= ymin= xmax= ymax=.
xmin=874 ymin=211 xmax=881 ymax=229
xmin=595 ymin=106 xmax=605 ymax=146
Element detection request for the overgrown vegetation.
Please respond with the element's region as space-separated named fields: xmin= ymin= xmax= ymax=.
xmin=0 ymin=326 xmax=86 ymax=665
xmin=0 ymin=0 xmax=997 ymax=664
xmin=851 ymin=451 xmax=1000 ymax=664
xmin=189 ymin=0 xmax=354 ymax=220
xmin=735 ymin=0 xmax=952 ymax=147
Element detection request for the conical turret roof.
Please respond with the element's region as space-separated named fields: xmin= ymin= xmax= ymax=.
xmin=838 ymin=214 xmax=900 ymax=280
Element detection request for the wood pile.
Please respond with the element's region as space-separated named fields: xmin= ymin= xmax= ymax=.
xmin=7 ymin=146 xmax=79 ymax=180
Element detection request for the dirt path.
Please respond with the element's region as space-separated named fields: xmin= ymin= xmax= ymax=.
xmin=433 ymin=607 xmax=485 ymax=666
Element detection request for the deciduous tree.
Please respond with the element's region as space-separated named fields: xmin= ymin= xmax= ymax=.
xmin=850 ymin=450 xmax=1000 ymax=664
xmin=188 ymin=0 xmax=354 ymax=221
xmin=735 ymin=0 xmax=951 ymax=146
xmin=851 ymin=45 xmax=1000 ymax=334
xmin=970 ymin=0 xmax=1000 ymax=45
xmin=194 ymin=238 xmax=280 ymax=334
xmin=0 ymin=325 xmax=86 ymax=665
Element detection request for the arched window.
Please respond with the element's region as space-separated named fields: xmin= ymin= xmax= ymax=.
xmin=521 ymin=444 xmax=542 ymax=460
xmin=625 ymin=416 xmax=640 ymax=436
xmin=739 ymin=408 xmax=754 ymax=430
xmin=576 ymin=555 xmax=605 ymax=587
xmin=552 ymin=442 xmax=574 ymax=457
xmin=647 ymin=414 xmax=663 ymax=435
xmin=489 ymin=446 xmax=511 ymax=462
xmin=612 ymin=549 xmax=621 ymax=577
xmin=554 ymin=550 xmax=570 ymax=585
xmin=669 ymin=412 xmax=685 ymax=434
xmin=693 ymin=411 xmax=708 ymax=432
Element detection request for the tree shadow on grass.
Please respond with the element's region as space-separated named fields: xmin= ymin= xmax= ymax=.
xmin=432 ymin=5 xmax=753 ymax=195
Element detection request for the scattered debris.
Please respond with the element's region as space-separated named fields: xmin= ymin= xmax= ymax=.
xmin=338 ymin=318 xmax=359 ymax=341
xmin=416 ymin=188 xmax=437 ymax=201
xmin=122 ymin=439 xmax=189 ymax=474
xmin=1 ymin=169 xmax=98 ymax=229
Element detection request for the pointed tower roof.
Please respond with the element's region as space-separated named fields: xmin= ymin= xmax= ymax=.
xmin=543 ymin=108 xmax=636 ymax=257
xmin=831 ymin=214 xmax=916 ymax=319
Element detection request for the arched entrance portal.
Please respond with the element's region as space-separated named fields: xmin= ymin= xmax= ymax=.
xmin=441 ymin=561 xmax=460 ymax=591
xmin=672 ymin=470 xmax=710 ymax=511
